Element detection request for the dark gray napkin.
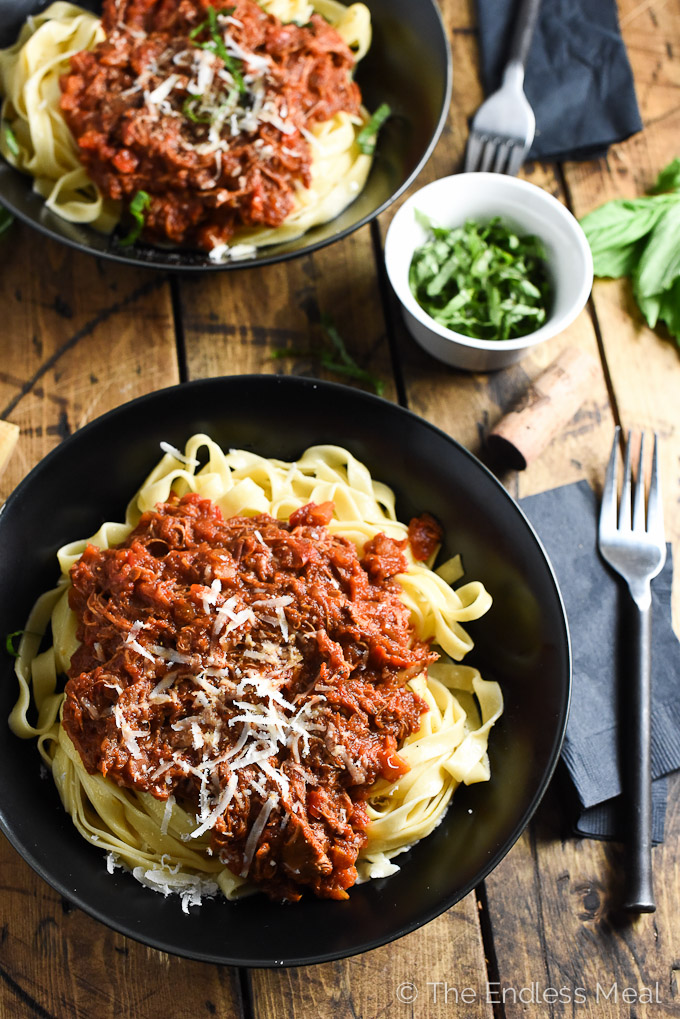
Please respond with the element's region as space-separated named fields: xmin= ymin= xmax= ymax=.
xmin=519 ymin=480 xmax=679 ymax=843
xmin=476 ymin=0 xmax=643 ymax=162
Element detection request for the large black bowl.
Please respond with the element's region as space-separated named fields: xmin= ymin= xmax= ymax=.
xmin=0 ymin=0 xmax=451 ymax=270
xmin=0 ymin=376 xmax=570 ymax=966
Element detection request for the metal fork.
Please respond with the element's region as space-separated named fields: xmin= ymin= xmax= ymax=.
xmin=598 ymin=427 xmax=666 ymax=913
xmin=464 ymin=0 xmax=543 ymax=175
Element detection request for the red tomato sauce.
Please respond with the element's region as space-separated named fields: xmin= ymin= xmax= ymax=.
xmin=59 ymin=0 xmax=362 ymax=250
xmin=63 ymin=493 xmax=438 ymax=901
xmin=408 ymin=511 xmax=443 ymax=561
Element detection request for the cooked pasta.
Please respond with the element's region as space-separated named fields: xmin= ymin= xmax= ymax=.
xmin=10 ymin=438 xmax=502 ymax=907
xmin=0 ymin=0 xmax=376 ymax=256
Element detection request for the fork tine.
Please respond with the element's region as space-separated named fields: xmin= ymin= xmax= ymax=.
xmin=464 ymin=134 xmax=484 ymax=172
xmin=479 ymin=139 xmax=497 ymax=173
xmin=492 ymin=141 xmax=511 ymax=173
xmin=619 ymin=430 xmax=633 ymax=530
xmin=600 ymin=426 xmax=620 ymax=532
xmin=647 ymin=432 xmax=665 ymax=542
xmin=505 ymin=142 xmax=527 ymax=177
xmin=632 ymin=432 xmax=646 ymax=532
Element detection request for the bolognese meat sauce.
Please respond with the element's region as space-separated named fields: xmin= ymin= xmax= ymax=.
xmin=59 ymin=0 xmax=363 ymax=250
xmin=63 ymin=493 xmax=440 ymax=901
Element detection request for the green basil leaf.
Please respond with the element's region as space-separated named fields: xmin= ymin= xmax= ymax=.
xmin=655 ymin=278 xmax=680 ymax=342
xmin=649 ymin=157 xmax=680 ymax=195
xmin=3 ymin=123 xmax=19 ymax=158
xmin=119 ymin=190 xmax=152 ymax=246
xmin=580 ymin=196 xmax=675 ymax=274
xmin=356 ymin=103 xmax=391 ymax=155
xmin=633 ymin=199 xmax=680 ymax=297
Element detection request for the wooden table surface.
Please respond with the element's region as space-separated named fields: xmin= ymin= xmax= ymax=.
xmin=1 ymin=0 xmax=679 ymax=1015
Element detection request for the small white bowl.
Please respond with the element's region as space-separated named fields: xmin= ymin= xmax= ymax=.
xmin=384 ymin=173 xmax=593 ymax=371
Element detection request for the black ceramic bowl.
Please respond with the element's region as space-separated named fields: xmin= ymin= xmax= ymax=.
xmin=0 ymin=376 xmax=570 ymax=966
xmin=0 ymin=0 xmax=451 ymax=270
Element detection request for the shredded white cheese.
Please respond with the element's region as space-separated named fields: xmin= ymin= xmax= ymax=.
xmin=241 ymin=795 xmax=277 ymax=876
xmin=159 ymin=440 xmax=200 ymax=467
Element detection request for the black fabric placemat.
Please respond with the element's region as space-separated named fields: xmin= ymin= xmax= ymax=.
xmin=476 ymin=0 xmax=643 ymax=161
xmin=519 ymin=480 xmax=679 ymax=843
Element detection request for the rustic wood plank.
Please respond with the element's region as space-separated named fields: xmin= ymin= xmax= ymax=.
xmin=0 ymin=226 xmax=244 ymax=1018
xmin=483 ymin=770 xmax=680 ymax=1019
xmin=455 ymin=0 xmax=680 ymax=1013
xmin=563 ymin=0 xmax=680 ymax=632
xmin=0 ymin=224 xmax=178 ymax=502
xmin=250 ymin=897 xmax=493 ymax=1019
xmin=0 ymin=840 xmax=244 ymax=1019
xmin=177 ymin=228 xmax=397 ymax=401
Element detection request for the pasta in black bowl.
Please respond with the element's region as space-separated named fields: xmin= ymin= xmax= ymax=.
xmin=0 ymin=0 xmax=450 ymax=270
xmin=0 ymin=376 xmax=570 ymax=966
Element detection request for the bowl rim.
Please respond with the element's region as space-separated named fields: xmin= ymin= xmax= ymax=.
xmin=0 ymin=0 xmax=452 ymax=272
xmin=0 ymin=375 xmax=572 ymax=965
xmin=384 ymin=172 xmax=594 ymax=352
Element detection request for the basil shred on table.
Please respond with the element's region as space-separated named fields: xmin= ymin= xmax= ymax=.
xmin=408 ymin=212 xmax=552 ymax=341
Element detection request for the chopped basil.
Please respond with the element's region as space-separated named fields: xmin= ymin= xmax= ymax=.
xmin=356 ymin=103 xmax=391 ymax=155
xmin=119 ymin=190 xmax=152 ymax=247
xmin=408 ymin=213 xmax=552 ymax=342
xmin=3 ymin=123 xmax=19 ymax=158
xmin=190 ymin=6 xmax=245 ymax=94
xmin=182 ymin=94 xmax=213 ymax=123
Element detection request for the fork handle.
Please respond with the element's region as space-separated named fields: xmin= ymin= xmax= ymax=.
xmin=508 ymin=0 xmax=543 ymax=71
xmin=622 ymin=595 xmax=655 ymax=913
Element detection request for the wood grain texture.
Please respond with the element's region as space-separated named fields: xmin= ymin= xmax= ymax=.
xmin=483 ymin=771 xmax=680 ymax=1019
xmin=460 ymin=0 xmax=680 ymax=1013
xmin=0 ymin=844 xmax=244 ymax=1019
xmin=0 ymin=226 xmax=179 ymax=503
xmin=250 ymin=896 xmax=492 ymax=1019
xmin=565 ymin=0 xmax=680 ymax=633
xmin=178 ymin=229 xmax=397 ymax=400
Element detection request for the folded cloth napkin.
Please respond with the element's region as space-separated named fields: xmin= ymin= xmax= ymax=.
xmin=475 ymin=0 xmax=643 ymax=161
xmin=519 ymin=480 xmax=679 ymax=843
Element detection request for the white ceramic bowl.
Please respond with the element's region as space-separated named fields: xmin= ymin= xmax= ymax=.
xmin=384 ymin=173 xmax=593 ymax=371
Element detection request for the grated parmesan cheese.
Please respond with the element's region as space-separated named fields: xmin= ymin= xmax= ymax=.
xmin=240 ymin=795 xmax=277 ymax=876
xmin=159 ymin=440 xmax=200 ymax=467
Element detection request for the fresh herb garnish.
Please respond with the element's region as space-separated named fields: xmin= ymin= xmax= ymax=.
xmin=5 ymin=630 xmax=24 ymax=658
xmin=119 ymin=190 xmax=152 ymax=247
xmin=408 ymin=212 xmax=552 ymax=341
xmin=271 ymin=314 xmax=385 ymax=395
xmin=182 ymin=94 xmax=213 ymax=123
xmin=3 ymin=123 xmax=19 ymax=158
xmin=356 ymin=103 xmax=391 ymax=155
xmin=190 ymin=6 xmax=245 ymax=94
xmin=580 ymin=157 xmax=680 ymax=346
